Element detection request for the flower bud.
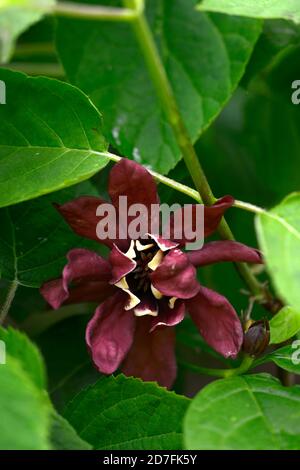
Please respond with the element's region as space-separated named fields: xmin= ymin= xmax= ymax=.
xmin=242 ymin=319 xmax=270 ymax=357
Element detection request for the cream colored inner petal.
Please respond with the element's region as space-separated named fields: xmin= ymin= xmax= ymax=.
xmin=134 ymin=304 xmax=158 ymax=317
xmin=125 ymin=239 xmax=136 ymax=260
xmin=148 ymin=249 xmax=163 ymax=271
xmin=151 ymin=284 xmax=163 ymax=300
xmin=168 ymin=297 xmax=177 ymax=309
xmin=135 ymin=240 xmax=154 ymax=251
xmin=115 ymin=277 xmax=140 ymax=310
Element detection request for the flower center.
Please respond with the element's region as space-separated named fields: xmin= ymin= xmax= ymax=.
xmin=128 ymin=245 xmax=156 ymax=293
xmin=114 ymin=239 xmax=166 ymax=316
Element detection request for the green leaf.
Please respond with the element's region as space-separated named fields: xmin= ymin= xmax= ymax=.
xmin=256 ymin=193 xmax=300 ymax=311
xmin=269 ymin=306 xmax=300 ymax=344
xmin=64 ymin=374 xmax=189 ymax=450
xmin=56 ymin=0 xmax=261 ymax=174
xmin=0 ymin=68 xmax=110 ymax=208
xmin=0 ymin=326 xmax=46 ymax=388
xmin=36 ymin=315 xmax=98 ymax=412
xmin=0 ymin=355 xmax=50 ymax=449
xmin=0 ymin=0 xmax=54 ymax=62
xmin=184 ymin=374 xmax=300 ymax=450
xmin=50 ymin=410 xmax=92 ymax=450
xmin=198 ymin=0 xmax=300 ymax=24
xmin=254 ymin=344 xmax=300 ymax=375
xmin=0 ymin=179 xmax=104 ymax=287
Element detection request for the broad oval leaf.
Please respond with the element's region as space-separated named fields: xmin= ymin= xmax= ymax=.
xmin=0 ymin=68 xmax=109 ymax=208
xmin=256 ymin=193 xmax=300 ymax=311
xmin=184 ymin=374 xmax=300 ymax=450
xmin=198 ymin=0 xmax=300 ymax=24
xmin=56 ymin=0 xmax=261 ymax=174
xmin=0 ymin=355 xmax=50 ymax=449
xmin=64 ymin=374 xmax=189 ymax=450
xmin=0 ymin=326 xmax=46 ymax=388
xmin=270 ymin=306 xmax=300 ymax=344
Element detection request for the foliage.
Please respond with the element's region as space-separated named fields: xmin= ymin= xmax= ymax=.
xmin=1 ymin=0 xmax=300 ymax=451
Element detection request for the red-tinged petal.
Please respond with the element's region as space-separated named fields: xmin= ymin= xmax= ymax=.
xmin=40 ymin=248 xmax=113 ymax=309
xmin=86 ymin=292 xmax=136 ymax=375
xmin=109 ymin=243 xmax=136 ymax=284
xmin=150 ymin=249 xmax=200 ymax=299
xmin=204 ymin=196 xmax=234 ymax=237
xmin=41 ymin=278 xmax=114 ymax=309
xmin=63 ymin=248 xmax=111 ymax=287
xmin=122 ymin=316 xmax=176 ymax=388
xmin=167 ymin=196 xmax=234 ymax=245
xmin=148 ymin=233 xmax=179 ymax=251
xmin=40 ymin=279 xmax=67 ymax=310
xmin=151 ymin=299 xmax=185 ymax=331
xmin=55 ymin=196 xmax=114 ymax=248
xmin=188 ymin=241 xmax=262 ymax=267
xmin=109 ymin=158 xmax=159 ymax=211
xmin=186 ymin=286 xmax=243 ymax=358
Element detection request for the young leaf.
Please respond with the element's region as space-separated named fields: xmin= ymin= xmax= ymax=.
xmin=0 ymin=326 xmax=46 ymax=388
xmin=0 ymin=0 xmax=55 ymax=62
xmin=0 ymin=68 xmax=109 ymax=208
xmin=56 ymin=0 xmax=261 ymax=174
xmin=254 ymin=344 xmax=300 ymax=375
xmin=0 ymin=356 xmax=50 ymax=449
xmin=198 ymin=0 xmax=300 ymax=24
xmin=256 ymin=193 xmax=300 ymax=311
xmin=269 ymin=306 xmax=300 ymax=344
xmin=64 ymin=374 xmax=190 ymax=450
xmin=184 ymin=374 xmax=300 ymax=450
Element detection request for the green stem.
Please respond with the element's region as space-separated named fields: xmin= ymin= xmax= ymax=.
xmin=234 ymin=200 xmax=266 ymax=215
xmin=0 ymin=280 xmax=18 ymax=325
xmin=122 ymin=0 xmax=264 ymax=298
xmin=123 ymin=0 xmax=214 ymax=205
xmin=13 ymin=42 xmax=56 ymax=59
xmin=4 ymin=63 xmax=64 ymax=78
xmin=180 ymin=355 xmax=254 ymax=379
xmin=54 ymin=1 xmax=139 ymax=21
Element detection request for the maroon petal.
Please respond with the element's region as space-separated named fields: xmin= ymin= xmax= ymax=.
xmin=188 ymin=241 xmax=262 ymax=267
xmin=150 ymin=249 xmax=200 ymax=299
xmin=148 ymin=233 xmax=179 ymax=251
xmin=86 ymin=292 xmax=136 ymax=374
xmin=109 ymin=158 xmax=159 ymax=211
xmin=204 ymin=196 xmax=234 ymax=237
xmin=109 ymin=243 xmax=136 ymax=284
xmin=40 ymin=279 xmax=68 ymax=310
xmin=122 ymin=316 xmax=176 ymax=388
xmin=167 ymin=196 xmax=234 ymax=244
xmin=40 ymin=248 xmax=113 ymax=309
xmin=186 ymin=286 xmax=243 ymax=358
xmin=56 ymin=196 xmax=115 ymax=248
xmin=151 ymin=299 xmax=185 ymax=331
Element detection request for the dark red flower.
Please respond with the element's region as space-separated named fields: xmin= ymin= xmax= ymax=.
xmin=41 ymin=159 xmax=262 ymax=388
